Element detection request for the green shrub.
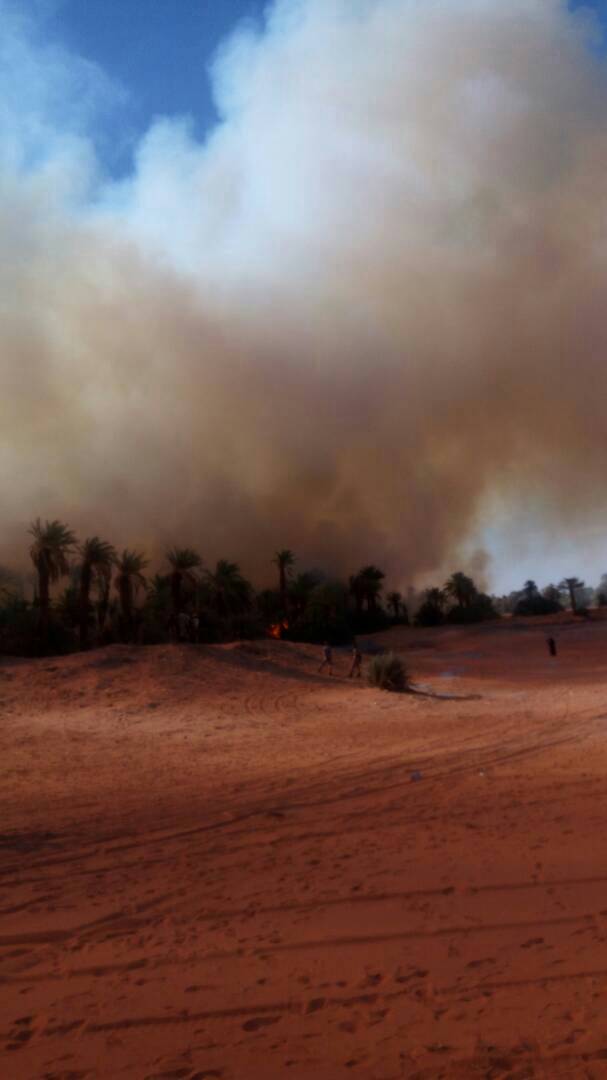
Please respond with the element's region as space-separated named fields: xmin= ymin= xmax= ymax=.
xmin=368 ymin=651 xmax=409 ymax=692
xmin=414 ymin=600 xmax=444 ymax=626
xmin=446 ymin=594 xmax=499 ymax=623
xmin=514 ymin=594 xmax=561 ymax=616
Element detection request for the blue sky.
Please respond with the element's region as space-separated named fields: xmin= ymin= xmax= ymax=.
xmin=50 ymin=0 xmax=266 ymax=159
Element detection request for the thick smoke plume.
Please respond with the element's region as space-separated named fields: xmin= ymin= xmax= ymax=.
xmin=2 ymin=0 xmax=607 ymax=587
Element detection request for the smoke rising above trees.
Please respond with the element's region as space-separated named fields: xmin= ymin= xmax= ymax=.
xmin=2 ymin=1 xmax=607 ymax=587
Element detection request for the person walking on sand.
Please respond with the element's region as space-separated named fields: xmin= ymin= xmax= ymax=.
xmin=547 ymin=635 xmax=557 ymax=657
xmin=349 ymin=643 xmax=363 ymax=679
xmin=318 ymin=642 xmax=333 ymax=675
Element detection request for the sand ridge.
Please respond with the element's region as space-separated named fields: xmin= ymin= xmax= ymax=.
xmin=3 ymin=618 xmax=607 ymax=1077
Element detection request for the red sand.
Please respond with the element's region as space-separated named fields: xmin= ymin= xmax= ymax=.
xmin=3 ymin=616 xmax=607 ymax=1078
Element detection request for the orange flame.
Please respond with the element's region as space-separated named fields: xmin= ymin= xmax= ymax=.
xmin=268 ymin=619 xmax=289 ymax=639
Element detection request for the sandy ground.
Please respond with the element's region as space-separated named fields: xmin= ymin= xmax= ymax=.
xmin=3 ymin=616 xmax=607 ymax=1079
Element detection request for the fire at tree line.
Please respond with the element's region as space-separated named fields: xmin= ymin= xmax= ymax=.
xmin=0 ymin=519 xmax=605 ymax=657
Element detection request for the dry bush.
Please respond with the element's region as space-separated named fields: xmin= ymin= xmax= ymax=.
xmin=368 ymin=651 xmax=409 ymax=692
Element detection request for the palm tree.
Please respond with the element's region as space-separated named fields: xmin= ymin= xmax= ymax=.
xmin=147 ymin=573 xmax=172 ymax=611
xmin=28 ymin=519 xmax=77 ymax=633
xmin=357 ymin=565 xmax=385 ymax=611
xmin=273 ymin=549 xmax=295 ymax=613
xmin=414 ymin=586 xmax=446 ymax=626
xmin=289 ymin=571 xmax=321 ymax=619
xmin=307 ymin=581 xmax=349 ymax=625
xmin=115 ymin=550 xmax=148 ymax=639
xmin=560 ymin=576 xmax=585 ymax=614
xmin=207 ymin=560 xmax=252 ymax=617
xmin=444 ymin=572 xmax=477 ymax=609
xmin=542 ymin=584 xmax=563 ymax=608
xmin=56 ymin=577 xmax=80 ymax=629
xmin=165 ymin=547 xmax=202 ymax=615
xmin=523 ymin=579 xmax=539 ymax=603
xmin=95 ymin=564 xmax=113 ymax=634
xmin=426 ymin=587 xmax=446 ymax=611
xmin=387 ymin=591 xmax=403 ymax=618
xmin=78 ymin=537 xmax=116 ymax=649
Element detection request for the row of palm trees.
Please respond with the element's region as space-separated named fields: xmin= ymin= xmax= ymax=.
xmin=37 ymin=520 xmax=591 ymax=646
xmin=29 ymin=521 xmax=268 ymax=647
xmin=416 ymin=573 xmax=594 ymax=625
xmin=27 ymin=522 xmax=403 ymax=649
xmin=506 ymin=576 xmax=587 ymax=617
xmin=273 ymin=551 xmax=405 ymax=621
xmin=416 ymin=573 xmax=479 ymax=614
xmin=412 ymin=572 xmax=497 ymax=626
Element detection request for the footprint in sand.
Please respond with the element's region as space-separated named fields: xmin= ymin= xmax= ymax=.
xmin=360 ymin=972 xmax=383 ymax=988
xmin=5 ymin=1014 xmax=36 ymax=1051
xmin=242 ymin=1015 xmax=281 ymax=1032
xmin=466 ymin=957 xmax=496 ymax=969
xmin=368 ymin=1008 xmax=390 ymax=1026
xmin=338 ymin=1020 xmax=357 ymax=1034
xmin=306 ymin=997 xmax=326 ymax=1014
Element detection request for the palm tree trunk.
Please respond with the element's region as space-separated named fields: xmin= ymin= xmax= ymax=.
xmin=569 ymin=584 xmax=577 ymax=613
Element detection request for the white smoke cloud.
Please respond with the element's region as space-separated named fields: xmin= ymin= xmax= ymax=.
xmin=2 ymin=0 xmax=607 ymax=590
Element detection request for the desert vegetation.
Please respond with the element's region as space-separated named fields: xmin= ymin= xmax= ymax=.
xmin=414 ymin=573 xmax=497 ymax=626
xmin=367 ymin=652 xmax=410 ymax=692
xmin=0 ymin=519 xmax=604 ymax=656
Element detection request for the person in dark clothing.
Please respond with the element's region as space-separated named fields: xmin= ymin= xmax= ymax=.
xmin=318 ymin=642 xmax=333 ymax=675
xmin=547 ymin=636 xmax=557 ymax=657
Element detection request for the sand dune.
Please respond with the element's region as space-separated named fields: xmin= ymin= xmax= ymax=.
xmin=3 ymin=618 xmax=607 ymax=1078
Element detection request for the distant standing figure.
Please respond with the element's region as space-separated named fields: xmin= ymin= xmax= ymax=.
xmin=349 ymin=644 xmax=363 ymax=679
xmin=547 ymin=636 xmax=557 ymax=657
xmin=318 ymin=642 xmax=333 ymax=675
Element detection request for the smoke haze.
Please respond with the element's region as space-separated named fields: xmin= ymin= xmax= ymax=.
xmin=2 ymin=0 xmax=607 ymax=589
